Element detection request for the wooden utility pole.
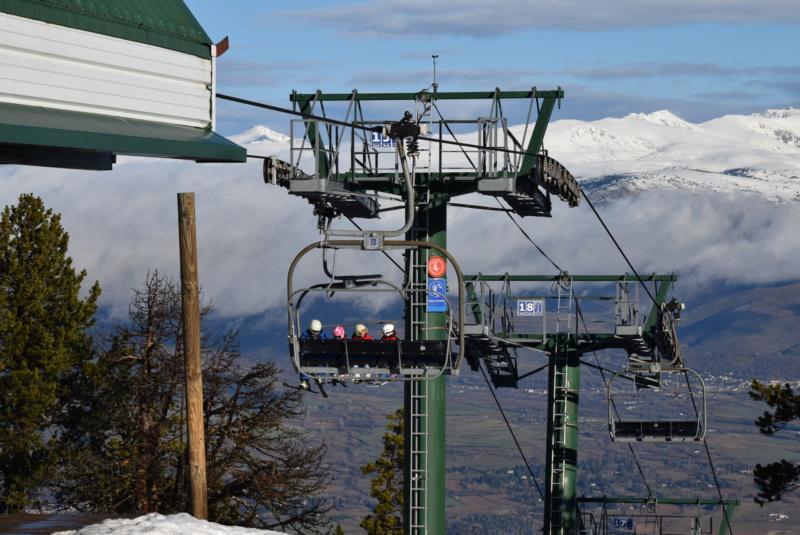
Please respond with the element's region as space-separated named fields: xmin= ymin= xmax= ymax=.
xmin=177 ymin=192 xmax=208 ymax=519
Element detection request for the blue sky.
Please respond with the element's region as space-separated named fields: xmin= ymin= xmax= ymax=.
xmin=185 ymin=0 xmax=800 ymax=137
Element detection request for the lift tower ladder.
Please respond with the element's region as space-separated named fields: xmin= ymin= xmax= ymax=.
xmin=408 ymin=379 xmax=428 ymax=532
xmin=546 ymin=274 xmax=575 ymax=534
xmin=407 ymin=217 xmax=432 ymax=533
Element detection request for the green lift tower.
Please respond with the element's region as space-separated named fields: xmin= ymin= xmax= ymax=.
xmin=254 ymin=86 xmax=737 ymax=534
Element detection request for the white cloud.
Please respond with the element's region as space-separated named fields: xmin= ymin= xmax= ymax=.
xmin=0 ymin=157 xmax=317 ymax=320
xmin=447 ymin=190 xmax=800 ymax=292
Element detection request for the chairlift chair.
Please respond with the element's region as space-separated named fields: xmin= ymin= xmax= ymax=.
xmin=608 ymin=367 xmax=706 ymax=443
xmin=286 ymin=240 xmax=466 ymax=384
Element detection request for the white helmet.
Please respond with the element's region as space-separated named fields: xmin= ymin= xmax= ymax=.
xmin=309 ymin=319 xmax=322 ymax=333
xmin=355 ymin=324 xmax=367 ymax=336
xmin=383 ymin=324 xmax=395 ymax=334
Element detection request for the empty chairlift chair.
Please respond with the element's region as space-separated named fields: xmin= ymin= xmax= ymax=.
xmin=608 ymin=367 xmax=707 ymax=443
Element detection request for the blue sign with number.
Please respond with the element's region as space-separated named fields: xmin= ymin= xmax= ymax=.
xmin=371 ymin=132 xmax=396 ymax=148
xmin=427 ymin=278 xmax=447 ymax=312
xmin=612 ymin=517 xmax=634 ymax=532
xmin=517 ymin=299 xmax=543 ymax=317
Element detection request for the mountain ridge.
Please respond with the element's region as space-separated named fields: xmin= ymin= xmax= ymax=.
xmin=230 ymin=107 xmax=800 ymax=204
xmin=544 ymin=107 xmax=800 ymax=203
xmin=228 ymin=125 xmax=297 ymax=145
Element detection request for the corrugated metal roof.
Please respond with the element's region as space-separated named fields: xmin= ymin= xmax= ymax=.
xmin=0 ymin=0 xmax=213 ymax=58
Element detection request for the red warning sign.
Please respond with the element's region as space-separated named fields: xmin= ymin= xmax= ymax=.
xmin=427 ymin=255 xmax=446 ymax=278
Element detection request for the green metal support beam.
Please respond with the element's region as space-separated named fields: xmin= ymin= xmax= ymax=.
xmin=578 ymin=498 xmax=740 ymax=505
xmin=462 ymin=274 xmax=677 ymax=283
xmin=519 ymin=92 xmax=559 ymax=175
xmin=544 ymin=337 xmax=581 ymax=534
xmin=290 ymin=89 xmax=564 ymax=102
xmin=292 ymin=90 xmax=330 ymax=179
xmin=644 ymin=273 xmax=676 ymax=331
xmin=464 ymin=281 xmax=484 ymax=326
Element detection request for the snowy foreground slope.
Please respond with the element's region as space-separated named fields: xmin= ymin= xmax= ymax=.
xmin=542 ymin=108 xmax=800 ymax=203
xmin=53 ymin=513 xmax=288 ymax=535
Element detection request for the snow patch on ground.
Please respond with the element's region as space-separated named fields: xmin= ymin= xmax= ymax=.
xmin=53 ymin=513 xmax=288 ymax=535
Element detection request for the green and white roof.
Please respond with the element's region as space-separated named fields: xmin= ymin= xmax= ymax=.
xmin=0 ymin=0 xmax=245 ymax=169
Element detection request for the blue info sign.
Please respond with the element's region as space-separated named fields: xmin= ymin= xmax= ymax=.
xmin=427 ymin=278 xmax=447 ymax=312
xmin=611 ymin=517 xmax=634 ymax=533
xmin=371 ymin=132 xmax=396 ymax=148
xmin=517 ymin=299 xmax=543 ymax=317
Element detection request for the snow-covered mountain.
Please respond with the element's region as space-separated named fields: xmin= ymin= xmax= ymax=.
xmin=542 ymin=108 xmax=800 ymax=203
xmin=231 ymin=109 xmax=800 ymax=204
xmin=228 ymin=125 xmax=297 ymax=146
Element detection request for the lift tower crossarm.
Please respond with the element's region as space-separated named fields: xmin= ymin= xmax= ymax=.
xmin=290 ymin=89 xmax=565 ymax=102
xmin=578 ymin=497 xmax=739 ymax=535
xmin=462 ymin=274 xmax=677 ymax=283
xmin=460 ymin=274 xmax=681 ymax=387
xmin=290 ymin=88 xmax=564 ymax=184
xmin=462 ymin=273 xmax=677 ymax=340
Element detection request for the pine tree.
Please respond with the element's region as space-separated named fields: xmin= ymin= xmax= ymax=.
xmin=54 ymin=271 xmax=332 ymax=532
xmin=360 ymin=408 xmax=404 ymax=535
xmin=0 ymin=193 xmax=100 ymax=512
xmin=749 ymin=379 xmax=800 ymax=504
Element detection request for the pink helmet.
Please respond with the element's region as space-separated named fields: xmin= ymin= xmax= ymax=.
xmin=333 ymin=326 xmax=346 ymax=338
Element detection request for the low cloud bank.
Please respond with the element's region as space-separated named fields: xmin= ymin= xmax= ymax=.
xmin=1 ymin=158 xmax=796 ymax=322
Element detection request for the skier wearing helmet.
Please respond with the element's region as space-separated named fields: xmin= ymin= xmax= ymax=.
xmin=381 ymin=324 xmax=398 ymax=340
xmin=332 ymin=326 xmax=346 ymax=339
xmin=352 ymin=324 xmax=372 ymax=339
xmin=300 ymin=319 xmax=327 ymax=339
xmin=297 ymin=319 xmax=326 ymax=390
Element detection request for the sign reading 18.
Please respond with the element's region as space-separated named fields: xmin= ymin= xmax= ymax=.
xmin=517 ymin=299 xmax=543 ymax=316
